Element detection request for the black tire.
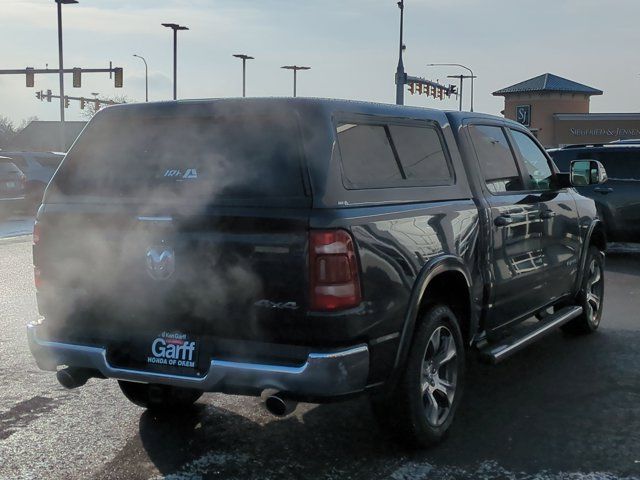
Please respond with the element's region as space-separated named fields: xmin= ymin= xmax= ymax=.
xmin=118 ymin=381 xmax=202 ymax=411
xmin=371 ymin=304 xmax=465 ymax=448
xmin=562 ymin=246 xmax=605 ymax=335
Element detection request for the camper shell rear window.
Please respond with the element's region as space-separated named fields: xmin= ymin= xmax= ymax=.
xmin=50 ymin=112 xmax=308 ymax=205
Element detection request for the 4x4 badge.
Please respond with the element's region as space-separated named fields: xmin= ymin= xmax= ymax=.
xmin=146 ymin=247 xmax=175 ymax=281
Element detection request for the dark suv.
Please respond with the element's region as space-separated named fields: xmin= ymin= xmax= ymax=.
xmin=28 ymin=99 xmax=607 ymax=447
xmin=549 ymin=144 xmax=640 ymax=242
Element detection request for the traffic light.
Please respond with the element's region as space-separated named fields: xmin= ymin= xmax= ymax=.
xmin=73 ymin=68 xmax=81 ymax=88
xmin=449 ymin=85 xmax=458 ymax=96
xmin=45 ymin=89 xmax=52 ymax=102
xmin=438 ymin=88 xmax=444 ymax=100
xmin=80 ymin=98 xmax=85 ymax=110
xmin=114 ymin=67 xmax=123 ymax=88
xmin=424 ymin=85 xmax=430 ymax=97
xmin=64 ymin=96 xmax=70 ymax=108
xmin=26 ymin=67 xmax=34 ymax=88
xmin=35 ymin=90 xmax=42 ymax=100
xmin=416 ymin=84 xmax=423 ymax=95
xmin=408 ymin=82 xmax=415 ymax=95
xmin=94 ymin=100 xmax=100 ymax=110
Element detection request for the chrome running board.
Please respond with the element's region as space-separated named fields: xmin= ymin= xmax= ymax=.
xmin=480 ymin=306 xmax=583 ymax=364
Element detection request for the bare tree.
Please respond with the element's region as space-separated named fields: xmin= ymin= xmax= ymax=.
xmin=0 ymin=116 xmax=16 ymax=148
xmin=18 ymin=116 xmax=39 ymax=131
xmin=81 ymin=95 xmax=130 ymax=120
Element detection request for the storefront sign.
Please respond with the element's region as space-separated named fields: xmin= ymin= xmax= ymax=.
xmin=516 ymin=105 xmax=531 ymax=127
xmin=570 ymin=127 xmax=640 ymax=138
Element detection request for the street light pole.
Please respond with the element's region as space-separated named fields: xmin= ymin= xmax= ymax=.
xmin=281 ymin=65 xmax=311 ymax=97
xmin=233 ymin=54 xmax=254 ymax=97
xmin=133 ymin=54 xmax=148 ymax=102
xmin=395 ymin=0 xmax=406 ymax=106
xmin=55 ymin=0 xmax=78 ymax=124
xmin=162 ymin=23 xmax=189 ymax=100
xmin=427 ymin=63 xmax=476 ymax=111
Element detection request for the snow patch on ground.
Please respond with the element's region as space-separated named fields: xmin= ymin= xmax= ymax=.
xmin=150 ymin=452 xmax=251 ymax=480
xmin=390 ymin=460 xmax=638 ymax=480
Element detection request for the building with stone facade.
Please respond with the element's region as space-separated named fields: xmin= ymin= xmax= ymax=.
xmin=493 ymin=73 xmax=640 ymax=148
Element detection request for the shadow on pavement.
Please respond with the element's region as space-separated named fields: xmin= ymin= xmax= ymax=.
xmin=107 ymin=328 xmax=640 ymax=479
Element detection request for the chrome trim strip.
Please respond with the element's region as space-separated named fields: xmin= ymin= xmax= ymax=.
xmin=137 ymin=216 xmax=173 ymax=222
xmin=27 ymin=324 xmax=369 ymax=397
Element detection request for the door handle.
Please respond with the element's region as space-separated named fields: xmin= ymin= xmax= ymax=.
xmin=540 ymin=210 xmax=556 ymax=220
xmin=594 ymin=187 xmax=613 ymax=195
xmin=494 ymin=215 xmax=514 ymax=227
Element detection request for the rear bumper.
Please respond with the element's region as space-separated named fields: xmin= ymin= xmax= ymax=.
xmin=27 ymin=322 xmax=370 ymax=399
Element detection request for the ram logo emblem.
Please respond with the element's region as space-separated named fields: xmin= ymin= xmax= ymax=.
xmin=146 ymin=247 xmax=175 ymax=281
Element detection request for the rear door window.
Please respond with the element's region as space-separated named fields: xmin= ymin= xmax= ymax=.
xmin=52 ymin=114 xmax=307 ymax=203
xmin=337 ymin=121 xmax=452 ymax=189
xmin=468 ymin=125 xmax=524 ymax=194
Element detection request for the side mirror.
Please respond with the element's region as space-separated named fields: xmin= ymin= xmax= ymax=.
xmin=570 ymin=160 xmax=608 ymax=186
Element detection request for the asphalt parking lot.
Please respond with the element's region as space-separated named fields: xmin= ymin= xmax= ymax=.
xmin=0 ymin=233 xmax=639 ymax=480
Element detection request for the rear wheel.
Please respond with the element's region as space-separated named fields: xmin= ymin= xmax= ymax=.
xmin=118 ymin=381 xmax=202 ymax=411
xmin=562 ymin=246 xmax=605 ymax=335
xmin=371 ymin=304 xmax=465 ymax=448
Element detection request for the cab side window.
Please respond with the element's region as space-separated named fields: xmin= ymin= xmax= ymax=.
xmin=468 ymin=125 xmax=524 ymax=194
xmin=510 ymin=130 xmax=554 ymax=191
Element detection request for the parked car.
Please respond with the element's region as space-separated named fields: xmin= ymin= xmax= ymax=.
xmin=0 ymin=151 xmax=65 ymax=209
xmin=548 ymin=144 xmax=640 ymax=242
xmin=28 ymin=99 xmax=607 ymax=448
xmin=0 ymin=156 xmax=26 ymax=218
xmin=609 ymin=139 xmax=640 ymax=145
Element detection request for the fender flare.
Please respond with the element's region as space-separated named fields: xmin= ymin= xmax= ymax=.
xmin=574 ymin=219 xmax=606 ymax=292
xmin=392 ymin=255 xmax=473 ymax=372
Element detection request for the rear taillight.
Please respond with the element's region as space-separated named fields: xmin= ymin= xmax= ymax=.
xmin=33 ymin=222 xmax=41 ymax=290
xmin=309 ymin=230 xmax=362 ymax=311
xmin=33 ymin=222 xmax=41 ymax=246
xmin=19 ymin=174 xmax=26 ymax=190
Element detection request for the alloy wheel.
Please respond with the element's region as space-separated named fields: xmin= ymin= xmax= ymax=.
xmin=585 ymin=258 xmax=603 ymax=327
xmin=420 ymin=326 xmax=459 ymax=427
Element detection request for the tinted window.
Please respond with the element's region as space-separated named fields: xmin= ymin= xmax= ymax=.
xmin=549 ymin=148 xmax=640 ymax=180
xmin=6 ymin=155 xmax=27 ymax=170
xmin=52 ymin=114 xmax=306 ymax=202
xmin=595 ymin=150 xmax=640 ymax=180
xmin=0 ymin=161 xmax=22 ymax=174
xmin=337 ymin=122 xmax=451 ymax=189
xmin=469 ymin=125 xmax=524 ymax=193
xmin=338 ymin=124 xmax=403 ymax=188
xmin=388 ymin=125 xmax=451 ymax=184
xmin=511 ymin=130 xmax=554 ymax=191
xmin=547 ymin=150 xmax=576 ymax=172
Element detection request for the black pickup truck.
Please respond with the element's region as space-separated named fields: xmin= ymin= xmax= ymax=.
xmin=28 ymin=98 xmax=608 ymax=447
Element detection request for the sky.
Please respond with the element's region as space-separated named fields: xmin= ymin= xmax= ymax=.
xmin=1 ymin=0 xmax=639 ymax=124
